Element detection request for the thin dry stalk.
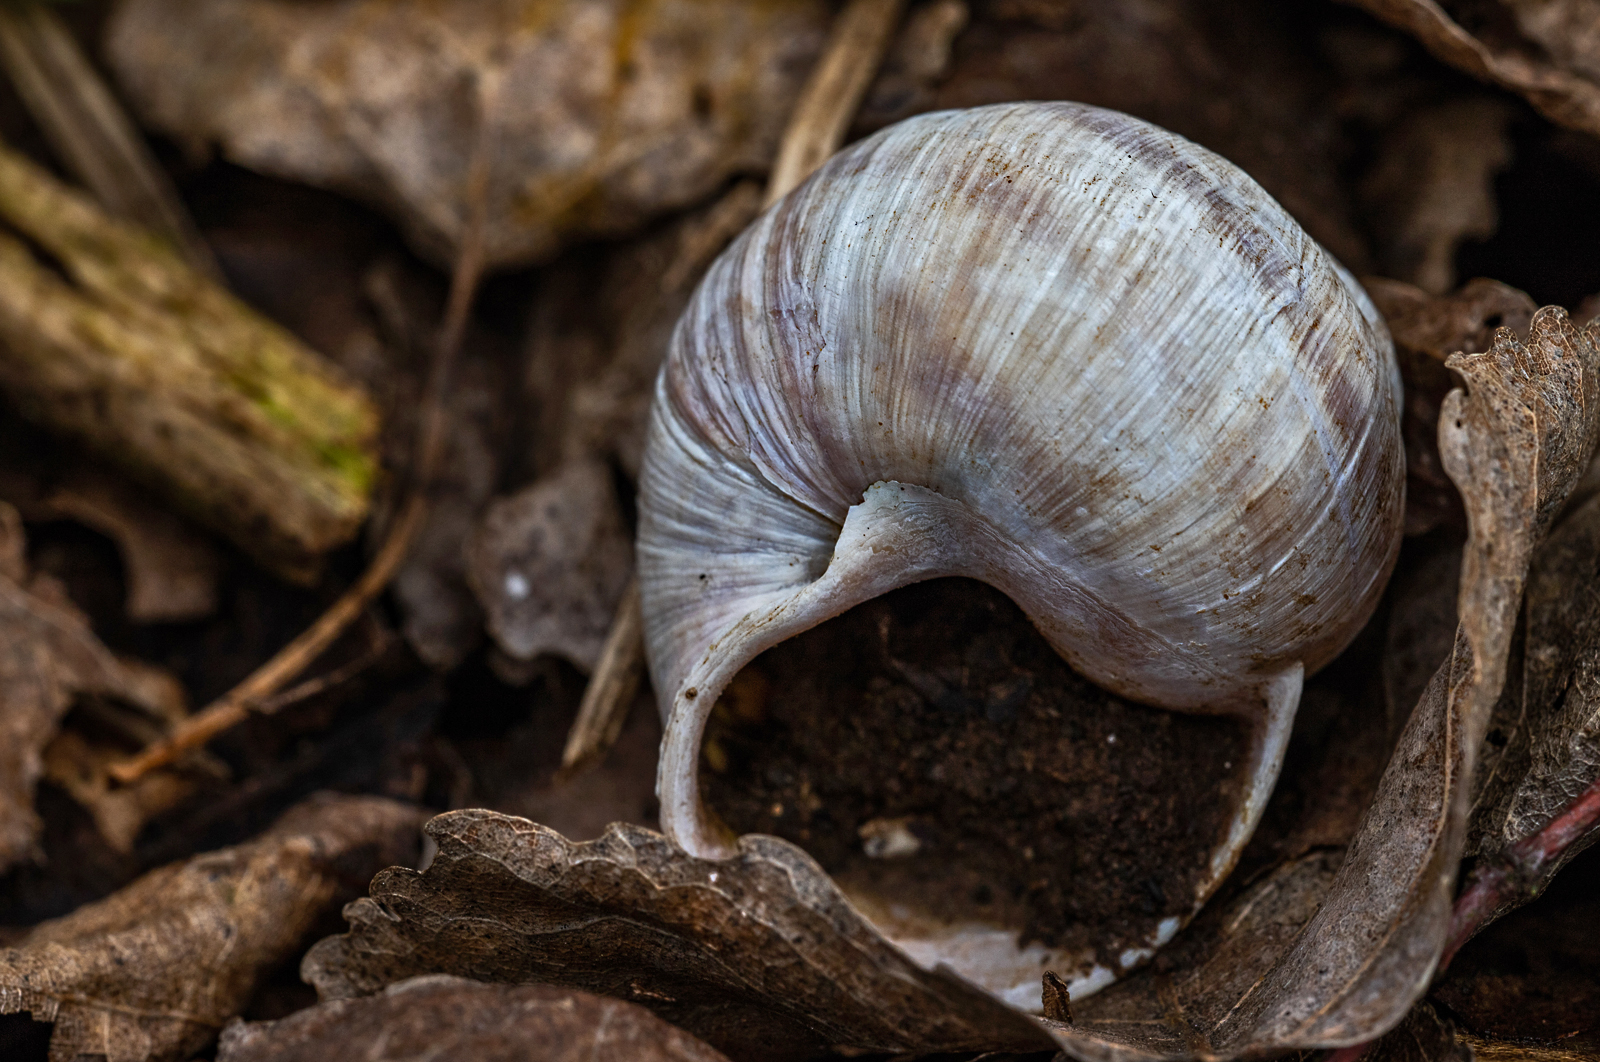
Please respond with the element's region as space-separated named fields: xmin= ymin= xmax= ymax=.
xmin=109 ymin=96 xmax=500 ymax=784
xmin=562 ymin=0 xmax=906 ymax=773
xmin=107 ymin=494 xmax=428 ymax=782
xmin=560 ymin=579 xmax=644 ymax=775
xmin=0 ymin=1 xmax=218 ymax=276
xmin=765 ymin=0 xmax=908 ymax=207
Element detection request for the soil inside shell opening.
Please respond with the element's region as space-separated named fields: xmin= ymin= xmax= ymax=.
xmin=700 ymin=577 xmax=1253 ymax=967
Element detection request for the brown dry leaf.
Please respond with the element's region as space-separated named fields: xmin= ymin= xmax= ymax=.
xmin=106 ymin=0 xmax=828 ymax=271
xmin=1346 ymin=0 xmax=1600 ymax=139
xmin=302 ymin=810 xmax=1057 ymax=1061
xmin=1463 ymin=482 xmax=1600 ymax=907
xmin=0 ymin=501 xmax=184 ymax=872
xmin=218 ymin=974 xmax=732 ymax=1062
xmin=1038 ymin=307 xmax=1600 ymax=1059
xmin=0 ymin=792 xmax=424 ymax=1062
xmin=0 ymin=442 xmax=221 ymax=624
xmin=1366 ymin=277 xmax=1537 ymax=535
xmin=466 ymin=459 xmax=632 ymax=673
xmin=1358 ymin=97 xmax=1514 ymax=295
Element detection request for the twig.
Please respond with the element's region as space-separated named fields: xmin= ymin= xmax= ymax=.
xmin=560 ymin=579 xmax=645 ymax=775
xmin=764 ymin=0 xmax=908 ymax=207
xmin=107 ymin=495 xmax=428 ymax=782
xmin=252 ymin=621 xmax=395 ymax=715
xmin=1318 ymin=774 xmax=1600 ymax=1062
xmin=0 ymin=1 xmax=219 ymax=277
xmin=562 ymin=0 xmax=907 ymax=776
xmin=1440 ymin=773 xmax=1600 ymax=969
xmin=108 ymin=91 xmax=499 ymax=784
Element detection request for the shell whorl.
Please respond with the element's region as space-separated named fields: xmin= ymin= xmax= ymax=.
xmin=639 ymin=102 xmax=1405 ymax=862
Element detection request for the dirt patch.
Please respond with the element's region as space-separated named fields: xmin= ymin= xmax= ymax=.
xmin=702 ymin=577 xmax=1251 ymax=964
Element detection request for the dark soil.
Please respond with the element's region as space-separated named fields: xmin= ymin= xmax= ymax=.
xmin=703 ymin=577 xmax=1252 ymax=964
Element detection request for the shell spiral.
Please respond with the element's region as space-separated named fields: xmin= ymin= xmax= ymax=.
xmin=638 ymin=102 xmax=1405 ymax=867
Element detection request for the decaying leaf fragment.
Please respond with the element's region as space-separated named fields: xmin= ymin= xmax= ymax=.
xmin=35 ymin=465 xmax=221 ymax=623
xmin=0 ymin=793 xmax=425 ymax=1062
xmin=0 ymin=501 xmax=183 ymax=873
xmin=107 ymin=0 xmax=828 ymax=270
xmin=1345 ymin=0 xmax=1600 ymax=140
xmin=1357 ymin=98 xmax=1513 ymax=296
xmin=1457 ymin=481 xmax=1600 ymax=926
xmin=218 ymin=975 xmax=732 ymax=1062
xmin=466 ymin=459 xmax=633 ymax=673
xmin=303 ymin=810 xmax=1056 ymax=1061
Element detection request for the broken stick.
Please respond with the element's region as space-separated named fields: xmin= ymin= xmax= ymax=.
xmin=0 ymin=142 xmax=378 ymax=583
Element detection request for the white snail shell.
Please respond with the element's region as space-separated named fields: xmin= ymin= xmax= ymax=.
xmin=637 ymin=101 xmax=1405 ymax=1002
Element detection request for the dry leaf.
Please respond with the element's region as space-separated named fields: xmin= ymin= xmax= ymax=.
xmin=303 ymin=810 xmax=1056 ymax=1061
xmin=0 ymin=501 xmax=184 ymax=872
xmin=218 ymin=975 xmax=733 ymax=1062
xmin=0 ymin=792 xmax=425 ymax=1062
xmin=1346 ymin=0 xmax=1600 ymax=140
xmin=106 ymin=0 xmax=828 ymax=270
xmin=41 ymin=728 xmax=202 ymax=855
xmin=1040 ymin=306 xmax=1600 ymax=1059
xmin=1358 ymin=97 xmax=1514 ymax=295
xmin=466 ymin=459 xmax=633 ymax=673
xmin=1460 ymin=483 xmax=1600 ymax=917
xmin=1053 ymin=851 xmax=1343 ymax=1056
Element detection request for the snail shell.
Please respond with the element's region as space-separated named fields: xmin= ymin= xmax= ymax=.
xmin=637 ymin=102 xmax=1404 ymax=1002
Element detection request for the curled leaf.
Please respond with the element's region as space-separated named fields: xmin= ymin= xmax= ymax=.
xmin=303 ymin=811 xmax=1056 ymax=1061
xmin=1365 ymin=276 xmax=1537 ymax=535
xmin=1346 ymin=0 xmax=1600 ymax=139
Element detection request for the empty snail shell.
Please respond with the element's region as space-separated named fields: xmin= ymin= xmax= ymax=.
xmin=636 ymin=101 xmax=1405 ymax=1003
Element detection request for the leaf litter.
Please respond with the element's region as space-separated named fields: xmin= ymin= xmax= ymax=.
xmin=0 ymin=792 xmax=424 ymax=1062
xmin=3 ymin=3 xmax=1600 ymax=1061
